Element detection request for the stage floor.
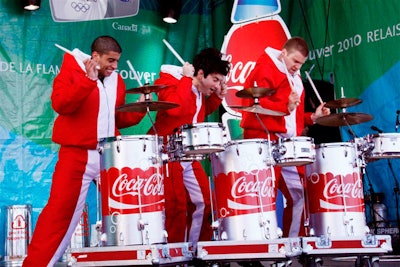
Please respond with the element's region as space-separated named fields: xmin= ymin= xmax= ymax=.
xmin=51 ymin=255 xmax=400 ymax=267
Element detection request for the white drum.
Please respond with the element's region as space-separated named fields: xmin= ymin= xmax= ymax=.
xmin=305 ymin=142 xmax=368 ymax=237
xmin=210 ymin=139 xmax=280 ymax=241
xmin=367 ymin=133 xmax=400 ymax=160
xmin=99 ymin=135 xmax=166 ymax=246
xmin=180 ymin=122 xmax=225 ymax=155
xmin=273 ymin=136 xmax=315 ymax=166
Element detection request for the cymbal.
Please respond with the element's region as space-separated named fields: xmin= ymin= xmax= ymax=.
xmin=229 ymin=105 xmax=285 ymax=116
xmin=324 ymin=98 xmax=362 ymax=109
xmin=116 ymin=100 xmax=179 ymax=112
xmin=316 ymin=112 xmax=373 ymax=127
xmin=126 ymin=84 xmax=167 ymax=94
xmin=235 ymin=87 xmax=276 ymax=98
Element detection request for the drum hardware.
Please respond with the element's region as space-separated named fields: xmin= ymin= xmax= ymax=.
xmin=396 ymin=109 xmax=400 ymax=132
xmin=209 ymin=175 xmax=220 ymax=241
xmin=387 ymin=157 xmax=400 ymax=230
xmin=272 ymin=143 xmax=287 ymax=160
xmin=253 ymin=113 xmax=276 ymax=166
xmin=371 ymin=125 xmax=383 ymax=133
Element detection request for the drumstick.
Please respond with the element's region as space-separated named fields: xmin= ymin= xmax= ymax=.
xmin=54 ymin=43 xmax=100 ymax=70
xmin=305 ymin=71 xmax=324 ymax=105
xmin=162 ymin=39 xmax=186 ymax=65
xmin=126 ymin=60 xmax=143 ymax=87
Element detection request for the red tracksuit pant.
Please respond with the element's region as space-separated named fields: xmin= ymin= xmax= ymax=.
xmin=163 ymin=161 xmax=212 ymax=245
xmin=23 ymin=147 xmax=99 ymax=267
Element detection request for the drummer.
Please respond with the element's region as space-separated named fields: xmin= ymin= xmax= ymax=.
xmin=147 ymin=48 xmax=230 ymax=246
xmin=240 ymin=36 xmax=330 ymax=237
xmin=23 ymin=36 xmax=147 ymax=267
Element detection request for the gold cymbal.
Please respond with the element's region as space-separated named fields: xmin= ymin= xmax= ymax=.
xmin=324 ymin=98 xmax=362 ymax=109
xmin=229 ymin=105 xmax=285 ymax=116
xmin=116 ymin=101 xmax=179 ymax=112
xmin=235 ymin=87 xmax=276 ymax=98
xmin=126 ymin=84 xmax=167 ymax=94
xmin=316 ymin=112 xmax=373 ymax=127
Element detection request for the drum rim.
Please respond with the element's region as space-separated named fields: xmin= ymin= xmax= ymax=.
xmin=315 ymin=142 xmax=356 ymax=149
xmin=181 ymin=122 xmax=223 ymax=129
xmin=100 ymin=135 xmax=162 ymax=142
xmin=370 ymin=132 xmax=400 ymax=138
xmin=278 ymin=136 xmax=314 ymax=142
xmin=226 ymin=138 xmax=269 ymax=146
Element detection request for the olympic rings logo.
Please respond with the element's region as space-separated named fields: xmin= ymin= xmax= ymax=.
xmin=71 ymin=2 xmax=92 ymax=13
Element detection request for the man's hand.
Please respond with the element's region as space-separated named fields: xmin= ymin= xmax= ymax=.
xmin=288 ymin=91 xmax=300 ymax=112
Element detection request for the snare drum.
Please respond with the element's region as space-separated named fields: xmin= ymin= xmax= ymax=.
xmin=273 ymin=136 xmax=315 ymax=166
xmin=210 ymin=139 xmax=279 ymax=241
xmin=305 ymin=142 xmax=367 ymax=237
xmin=99 ymin=135 xmax=166 ymax=246
xmin=367 ymin=133 xmax=400 ymax=159
xmin=180 ymin=122 xmax=225 ymax=155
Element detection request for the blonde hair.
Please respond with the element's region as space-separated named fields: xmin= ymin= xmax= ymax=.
xmin=283 ymin=36 xmax=309 ymax=57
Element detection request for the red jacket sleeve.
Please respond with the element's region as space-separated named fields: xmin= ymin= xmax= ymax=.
xmin=52 ymin=53 xmax=98 ymax=115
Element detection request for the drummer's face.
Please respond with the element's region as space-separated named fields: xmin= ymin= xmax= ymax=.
xmin=282 ymin=49 xmax=306 ymax=75
xmin=93 ymin=51 xmax=121 ymax=78
xmin=197 ymin=70 xmax=225 ymax=96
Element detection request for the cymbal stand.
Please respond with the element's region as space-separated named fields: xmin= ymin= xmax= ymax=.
xmin=387 ymin=158 xmax=400 ymax=229
xmin=136 ymin=182 xmax=148 ymax=245
xmin=208 ymin=174 xmax=220 ymax=240
xmin=363 ymin=167 xmax=378 ymax=229
xmin=340 ymin=107 xmax=359 ymax=139
xmin=255 ymin=112 xmax=277 ymax=239
xmin=145 ymin=104 xmax=163 ymax=213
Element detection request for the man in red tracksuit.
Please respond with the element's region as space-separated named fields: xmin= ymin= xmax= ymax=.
xmin=241 ymin=37 xmax=330 ymax=237
xmin=23 ymin=36 xmax=146 ymax=267
xmin=148 ymin=48 xmax=230 ymax=246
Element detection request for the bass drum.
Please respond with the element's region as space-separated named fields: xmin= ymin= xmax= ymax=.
xmin=305 ymin=142 xmax=367 ymax=237
xmin=99 ymin=135 xmax=166 ymax=246
xmin=210 ymin=139 xmax=280 ymax=241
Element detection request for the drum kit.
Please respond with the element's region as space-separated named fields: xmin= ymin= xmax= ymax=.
xmin=86 ymin=84 xmax=393 ymax=266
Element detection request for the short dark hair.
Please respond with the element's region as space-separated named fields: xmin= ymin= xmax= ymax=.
xmin=91 ymin=35 xmax=122 ymax=55
xmin=193 ymin=48 xmax=230 ymax=77
xmin=283 ymin=36 xmax=309 ymax=57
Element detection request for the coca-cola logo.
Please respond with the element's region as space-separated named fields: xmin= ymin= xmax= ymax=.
xmin=231 ymin=175 xmax=275 ymax=199
xmin=221 ymin=19 xmax=290 ymax=114
xmin=225 ymin=54 xmax=256 ymax=86
xmin=101 ymin=166 xmax=164 ymax=215
xmin=214 ymin=168 xmax=277 ymax=217
xmin=306 ymin=171 xmax=365 ymax=213
xmin=323 ymin=177 xmax=363 ymax=200
xmin=112 ymin=173 xmax=163 ymax=198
